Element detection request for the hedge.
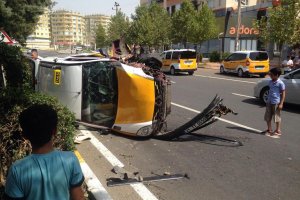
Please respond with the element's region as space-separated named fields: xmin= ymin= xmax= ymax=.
xmin=0 ymin=43 xmax=76 ymax=198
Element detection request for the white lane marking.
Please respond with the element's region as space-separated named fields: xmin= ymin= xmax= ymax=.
xmin=232 ymin=93 xmax=256 ymax=99
xmin=81 ymin=163 xmax=112 ymax=200
xmin=170 ymin=81 xmax=176 ymax=84
xmin=83 ymin=130 xmax=124 ymax=168
xmin=80 ymin=130 xmax=159 ymax=200
xmin=171 ymin=102 xmax=262 ymax=133
xmin=75 ymin=150 xmax=112 ymax=200
xmin=171 ymin=102 xmax=200 ymax=113
xmin=215 ymin=117 xmax=262 ymax=133
xmin=194 ymin=75 xmax=256 ymax=84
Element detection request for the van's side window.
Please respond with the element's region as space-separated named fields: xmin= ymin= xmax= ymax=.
xmin=172 ymin=52 xmax=180 ymax=60
xmin=160 ymin=53 xmax=166 ymax=59
xmin=227 ymin=54 xmax=236 ymax=61
xmin=166 ymin=52 xmax=172 ymax=59
xmin=237 ymin=54 xmax=247 ymax=60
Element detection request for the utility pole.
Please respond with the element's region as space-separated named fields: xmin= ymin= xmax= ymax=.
xmin=112 ymin=2 xmax=120 ymax=15
xmin=235 ymin=0 xmax=242 ymax=51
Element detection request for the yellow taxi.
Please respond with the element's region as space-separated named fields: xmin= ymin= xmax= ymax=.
xmin=37 ymin=54 xmax=171 ymax=137
xmin=220 ymin=51 xmax=269 ymax=77
xmin=161 ymin=49 xmax=197 ymax=75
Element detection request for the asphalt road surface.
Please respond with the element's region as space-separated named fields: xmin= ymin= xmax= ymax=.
xmin=38 ymin=51 xmax=300 ymax=199
xmin=75 ymin=67 xmax=300 ymax=200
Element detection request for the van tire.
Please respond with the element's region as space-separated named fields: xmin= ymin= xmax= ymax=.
xmin=220 ymin=66 xmax=225 ymax=74
xmin=259 ymin=74 xmax=266 ymax=78
xmin=170 ymin=67 xmax=175 ymax=75
xmin=237 ymin=69 xmax=244 ymax=77
xmin=188 ymin=71 xmax=194 ymax=75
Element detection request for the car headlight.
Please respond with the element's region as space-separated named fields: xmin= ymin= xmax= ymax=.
xmin=137 ymin=126 xmax=152 ymax=136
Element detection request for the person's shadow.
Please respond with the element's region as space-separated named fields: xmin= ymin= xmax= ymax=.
xmin=242 ymin=98 xmax=300 ymax=115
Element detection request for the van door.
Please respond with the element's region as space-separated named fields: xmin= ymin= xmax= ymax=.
xmin=232 ymin=53 xmax=247 ymax=71
xmin=162 ymin=52 xmax=172 ymax=72
xmin=38 ymin=62 xmax=82 ymax=119
xmin=249 ymin=52 xmax=269 ymax=73
xmin=224 ymin=53 xmax=235 ymax=70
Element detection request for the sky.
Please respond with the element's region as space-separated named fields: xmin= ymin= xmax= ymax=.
xmin=53 ymin=0 xmax=140 ymax=17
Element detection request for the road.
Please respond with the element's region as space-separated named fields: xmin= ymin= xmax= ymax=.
xmin=75 ymin=67 xmax=300 ymax=200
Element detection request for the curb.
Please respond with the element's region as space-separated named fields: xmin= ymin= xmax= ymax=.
xmin=74 ymin=150 xmax=112 ymax=200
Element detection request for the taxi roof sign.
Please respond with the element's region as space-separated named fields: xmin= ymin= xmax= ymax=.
xmin=0 ymin=30 xmax=14 ymax=44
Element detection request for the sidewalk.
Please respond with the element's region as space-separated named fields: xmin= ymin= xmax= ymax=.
xmin=198 ymin=62 xmax=220 ymax=70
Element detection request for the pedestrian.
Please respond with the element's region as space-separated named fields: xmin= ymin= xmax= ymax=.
xmin=30 ymin=49 xmax=39 ymax=60
xmin=290 ymin=49 xmax=296 ymax=60
xmin=264 ymin=68 xmax=286 ymax=137
xmin=282 ymin=56 xmax=293 ymax=74
xmin=5 ymin=104 xmax=85 ymax=200
xmin=293 ymin=52 xmax=300 ymax=69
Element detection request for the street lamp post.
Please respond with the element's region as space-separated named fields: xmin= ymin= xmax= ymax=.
xmin=112 ymin=2 xmax=120 ymax=15
xmin=218 ymin=32 xmax=224 ymax=60
xmin=235 ymin=0 xmax=242 ymax=51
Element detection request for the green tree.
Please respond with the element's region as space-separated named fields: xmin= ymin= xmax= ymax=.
xmin=95 ymin=23 xmax=107 ymax=48
xmin=107 ymin=11 xmax=131 ymax=43
xmin=0 ymin=0 xmax=53 ymax=44
xmin=191 ymin=4 xmax=218 ymax=45
xmin=129 ymin=3 xmax=171 ymax=49
xmin=171 ymin=0 xmax=197 ymax=47
xmin=255 ymin=0 xmax=300 ymax=52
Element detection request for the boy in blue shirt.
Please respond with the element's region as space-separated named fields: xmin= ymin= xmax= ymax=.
xmin=5 ymin=105 xmax=84 ymax=200
xmin=264 ymin=68 xmax=286 ymax=137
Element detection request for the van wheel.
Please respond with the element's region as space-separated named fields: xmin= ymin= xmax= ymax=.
xmin=259 ymin=74 xmax=266 ymax=78
xmin=170 ymin=67 xmax=175 ymax=75
xmin=238 ymin=69 xmax=244 ymax=77
xmin=220 ymin=66 xmax=225 ymax=74
xmin=188 ymin=71 xmax=194 ymax=75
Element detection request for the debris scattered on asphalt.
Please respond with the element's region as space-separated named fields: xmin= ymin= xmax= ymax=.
xmin=109 ymin=166 xmax=188 ymax=187
xmin=74 ymin=132 xmax=91 ymax=144
xmin=107 ymin=173 xmax=188 ymax=187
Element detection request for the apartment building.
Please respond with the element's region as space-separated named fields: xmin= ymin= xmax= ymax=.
xmin=140 ymin=0 xmax=277 ymax=54
xmin=85 ymin=14 xmax=111 ymax=47
xmin=141 ymin=0 xmax=258 ymax=14
xmin=51 ymin=10 xmax=86 ymax=47
xmin=26 ymin=9 xmax=51 ymax=49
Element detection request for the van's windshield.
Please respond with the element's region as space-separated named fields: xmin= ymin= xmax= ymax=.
xmin=180 ymin=51 xmax=196 ymax=59
xmin=249 ymin=52 xmax=268 ymax=61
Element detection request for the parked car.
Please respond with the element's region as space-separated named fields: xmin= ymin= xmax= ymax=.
xmin=254 ymin=68 xmax=300 ymax=105
xmin=220 ymin=51 xmax=269 ymax=78
xmin=160 ymin=49 xmax=197 ymax=75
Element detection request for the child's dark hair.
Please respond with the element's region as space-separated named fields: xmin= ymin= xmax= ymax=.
xmin=19 ymin=104 xmax=58 ymax=148
xmin=269 ymin=67 xmax=282 ymax=77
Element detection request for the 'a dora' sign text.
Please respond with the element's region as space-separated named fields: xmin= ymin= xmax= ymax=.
xmin=229 ymin=25 xmax=259 ymax=35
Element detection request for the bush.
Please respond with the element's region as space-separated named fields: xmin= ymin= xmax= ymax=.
xmin=221 ymin=52 xmax=231 ymax=61
xmin=0 ymin=43 xmax=76 ymax=198
xmin=0 ymin=88 xmax=76 ymax=198
xmin=197 ymin=53 xmax=203 ymax=63
xmin=209 ymin=51 xmax=220 ymax=62
xmin=209 ymin=51 xmax=231 ymax=62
